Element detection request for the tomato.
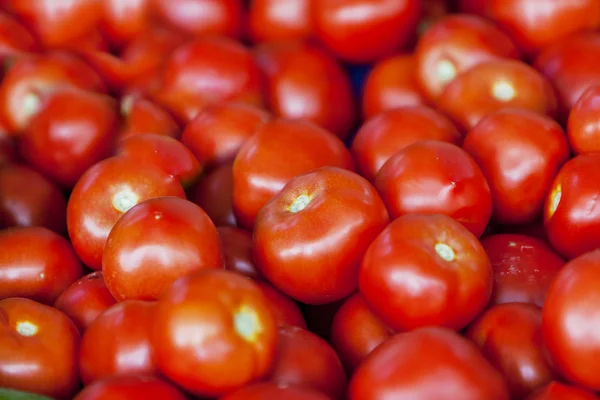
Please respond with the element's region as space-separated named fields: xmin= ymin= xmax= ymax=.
xmin=0 ymin=298 xmax=80 ymax=399
xmin=0 ymin=11 xmax=39 ymax=60
xmin=255 ymin=281 xmax=307 ymax=329
xmin=544 ymin=154 xmax=600 ymax=259
xmin=543 ymin=250 xmax=600 ymax=390
xmin=568 ymin=84 xmax=600 ymax=154
xmin=437 ymin=59 xmax=558 ymax=131
xmin=463 ymin=108 xmax=570 ymax=225
xmin=152 ymin=269 xmax=278 ymax=397
xmin=54 ymin=272 xmax=117 ymax=333
xmin=103 ymin=196 xmax=224 ymax=301
xmin=254 ymin=166 xmax=389 ymax=304
xmin=232 ymin=118 xmax=354 ymax=230
xmin=0 ymin=164 xmax=67 ymax=233
xmin=73 ymin=375 xmax=187 ymax=400
xmin=19 ymin=87 xmax=119 ymax=188
xmin=67 ymin=156 xmax=186 ymax=270
xmin=312 ymin=0 xmax=421 ymax=63
xmin=267 ymin=325 xmax=347 ymax=400
xmin=190 ymin=164 xmax=236 ymax=226
xmin=100 ymin=0 xmax=151 ymax=48
xmin=351 ymin=106 xmax=462 ymax=181
xmin=79 ymin=300 xmax=157 ymax=384
xmin=119 ymin=96 xmax=180 ymax=140
xmin=481 ymin=234 xmax=565 ymax=307
xmin=247 ymin=0 xmax=312 ymax=43
xmin=527 ymin=382 xmax=600 ymax=400
xmin=375 ymin=140 xmax=492 ymax=237
xmin=222 ymin=383 xmax=330 ymax=400
xmin=0 ymin=136 xmax=16 ymax=167
xmin=349 ymin=327 xmax=510 ymax=399
xmin=359 ymin=214 xmax=493 ymax=331
xmin=415 ymin=14 xmax=520 ymax=103
xmin=330 ymin=293 xmax=393 ymax=373
xmin=218 ymin=226 xmax=261 ymax=279
xmin=467 ymin=303 xmax=555 ymax=398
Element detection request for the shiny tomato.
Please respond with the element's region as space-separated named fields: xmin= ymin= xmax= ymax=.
xmin=222 ymin=383 xmax=330 ymax=400
xmin=190 ymin=164 xmax=236 ymax=226
xmin=152 ymin=269 xmax=278 ymax=397
xmin=463 ymin=108 xmax=570 ymax=225
xmin=527 ymin=382 xmax=600 ymax=400
xmin=349 ymin=327 xmax=510 ymax=400
xmin=54 ymin=272 xmax=117 ymax=333
xmin=255 ymin=281 xmax=306 ymax=329
xmin=568 ymin=84 xmax=600 ymax=154
xmin=359 ymin=214 xmax=493 ymax=331
xmin=247 ymin=0 xmax=312 ymax=43
xmin=481 ymin=234 xmax=565 ymax=307
xmin=375 ymin=140 xmax=492 ymax=237
xmin=330 ymin=293 xmax=393 ymax=373
xmin=351 ymin=106 xmax=462 ymax=181
xmin=232 ymin=118 xmax=354 ymax=230
xmin=0 ymin=298 xmax=80 ymax=399
xmin=67 ymin=156 xmax=185 ymax=270
xmin=119 ymin=96 xmax=180 ymax=140
xmin=0 ymin=11 xmax=39 ymax=60
xmin=312 ymin=0 xmax=421 ymax=63
xmin=73 ymin=375 xmax=187 ymax=400
xmin=254 ymin=166 xmax=389 ymax=304
xmin=103 ymin=196 xmax=224 ymax=301
xmin=100 ymin=0 xmax=151 ymax=48
xmin=218 ymin=226 xmax=262 ymax=279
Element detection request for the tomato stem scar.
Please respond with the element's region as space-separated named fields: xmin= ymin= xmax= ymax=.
xmin=435 ymin=242 xmax=455 ymax=262
xmin=16 ymin=321 xmax=38 ymax=337
xmin=234 ymin=306 xmax=262 ymax=342
xmin=289 ymin=194 xmax=311 ymax=213
xmin=112 ymin=190 xmax=138 ymax=213
xmin=491 ymin=81 xmax=515 ymax=102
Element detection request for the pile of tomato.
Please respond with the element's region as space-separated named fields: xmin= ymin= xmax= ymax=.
xmin=3 ymin=0 xmax=600 ymax=399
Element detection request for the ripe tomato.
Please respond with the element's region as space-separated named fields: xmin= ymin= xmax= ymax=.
xmin=255 ymin=281 xmax=306 ymax=328
xmin=103 ymin=196 xmax=224 ymax=301
xmin=349 ymin=327 xmax=510 ymax=400
xmin=568 ymin=84 xmax=600 ymax=154
xmin=222 ymin=383 xmax=330 ymax=400
xmin=151 ymin=269 xmax=278 ymax=397
xmin=527 ymin=382 xmax=600 ymax=400
xmin=232 ymin=119 xmax=354 ymax=230
xmin=0 ymin=164 xmax=67 ymax=233
xmin=375 ymin=140 xmax=492 ymax=237
xmin=463 ymin=108 xmax=570 ymax=225
xmin=67 ymin=156 xmax=185 ymax=270
xmin=0 ymin=227 xmax=83 ymax=305
xmin=218 ymin=226 xmax=261 ymax=280
xmin=247 ymin=0 xmax=312 ymax=43
xmin=190 ymin=164 xmax=236 ymax=226
xmin=351 ymin=106 xmax=462 ymax=181
xmin=359 ymin=214 xmax=493 ymax=331
xmin=118 ymin=96 xmax=180 ymax=140
xmin=73 ymin=375 xmax=187 ymax=400
xmin=100 ymin=0 xmax=151 ymax=48
xmin=0 ymin=298 xmax=80 ymax=399
xmin=254 ymin=166 xmax=389 ymax=304
xmin=0 ymin=11 xmax=39 ymax=60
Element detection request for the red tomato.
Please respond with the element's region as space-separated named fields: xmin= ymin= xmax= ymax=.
xmin=375 ymin=140 xmax=492 ymax=237
xmin=467 ymin=303 xmax=555 ymax=398
xmin=330 ymin=293 xmax=393 ymax=373
xmin=544 ymin=154 xmax=600 ymax=259
xmin=59 ymin=29 xmax=110 ymax=54
xmin=119 ymin=96 xmax=180 ymax=140
xmin=254 ymin=166 xmax=389 ymax=304
xmin=79 ymin=300 xmax=157 ymax=384
xmin=349 ymin=327 xmax=510 ymax=400
xmin=101 ymin=0 xmax=151 ymax=48
xmin=361 ymin=55 xmax=426 ymax=120
xmin=415 ymin=14 xmax=520 ymax=102
xmin=568 ymin=84 xmax=600 ymax=154
xmin=481 ymin=234 xmax=565 ymax=307
xmin=267 ymin=325 xmax=347 ymax=400
xmin=190 ymin=164 xmax=236 ymax=227
xmin=359 ymin=214 xmax=493 ymax=331
xmin=248 ymin=0 xmax=312 ymax=43
xmin=0 ymin=11 xmax=39 ymax=60
xmin=0 ymin=164 xmax=67 ymax=233
xmin=19 ymin=87 xmax=119 ymax=188
xmin=67 ymin=156 xmax=185 ymax=270
xmin=152 ymin=269 xmax=278 ymax=397
xmin=223 ymin=383 xmax=331 ymax=400
xmin=255 ymin=281 xmax=307 ymax=329
xmin=543 ymin=250 xmax=600 ymax=390
xmin=73 ymin=375 xmax=187 ymax=400
xmin=351 ymin=106 xmax=462 ymax=181
xmin=218 ymin=226 xmax=261 ymax=280
xmin=437 ymin=59 xmax=558 ymax=131
xmin=232 ymin=119 xmax=354 ymax=230
xmin=54 ymin=272 xmax=117 ymax=333
xmin=312 ymin=0 xmax=421 ymax=63
xmin=0 ymin=227 xmax=83 ymax=304
xmin=463 ymin=108 xmax=570 ymax=225
xmin=527 ymin=382 xmax=600 ymax=400
xmin=181 ymin=102 xmax=270 ymax=168
xmin=0 ymin=298 xmax=80 ymax=399
xmin=103 ymin=196 xmax=224 ymax=301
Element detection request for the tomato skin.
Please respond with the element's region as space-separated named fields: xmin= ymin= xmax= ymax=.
xmin=232 ymin=119 xmax=354 ymax=230
xmin=218 ymin=226 xmax=261 ymax=280
xmin=359 ymin=214 xmax=493 ymax=332
xmin=0 ymin=164 xmax=67 ymax=233
xmin=375 ymin=140 xmax=492 ymax=237
xmin=54 ymin=272 xmax=117 ymax=334
xmin=101 ymin=0 xmax=151 ymax=48
xmin=544 ymin=154 xmax=600 ymax=259
xmin=103 ymin=197 xmax=224 ymax=301
xmin=73 ymin=375 xmax=187 ymax=400
xmin=349 ymin=327 xmax=510 ymax=400
xmin=330 ymin=293 xmax=393 ymax=373
xmin=0 ymin=298 xmax=80 ymax=399
xmin=67 ymin=156 xmax=186 ymax=270
xmin=351 ymin=106 xmax=462 ymax=181
xmin=248 ymin=0 xmax=312 ymax=44
xmin=119 ymin=96 xmax=180 ymax=140
xmin=191 ymin=164 xmax=236 ymax=227
xmin=151 ymin=269 xmax=278 ymax=397
xmin=463 ymin=108 xmax=570 ymax=225
xmin=254 ymin=166 xmax=389 ymax=304
xmin=526 ymin=381 xmax=600 ymax=400
xmin=312 ymin=0 xmax=421 ymax=63
xmin=222 ymin=382 xmax=331 ymax=400
xmin=0 ymin=227 xmax=83 ymax=305
xmin=255 ymin=281 xmax=306 ymax=328
xmin=481 ymin=234 xmax=565 ymax=308
xmin=568 ymin=84 xmax=600 ymax=154
xmin=0 ymin=11 xmax=39 ymax=60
